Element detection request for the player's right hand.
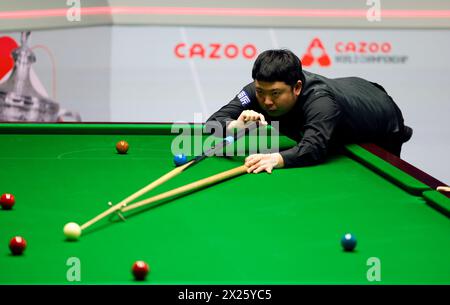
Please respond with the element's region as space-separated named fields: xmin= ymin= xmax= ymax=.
xmin=237 ymin=110 xmax=268 ymax=125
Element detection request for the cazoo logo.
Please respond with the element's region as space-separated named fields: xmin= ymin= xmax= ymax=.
xmin=335 ymin=41 xmax=392 ymax=54
xmin=301 ymin=37 xmax=408 ymax=66
xmin=174 ymin=43 xmax=258 ymax=59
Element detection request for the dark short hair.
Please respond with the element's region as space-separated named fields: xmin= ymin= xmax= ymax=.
xmin=251 ymin=49 xmax=305 ymax=87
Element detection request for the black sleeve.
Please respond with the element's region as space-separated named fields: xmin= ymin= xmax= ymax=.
xmin=280 ymin=96 xmax=342 ymax=167
xmin=206 ymin=83 xmax=256 ymax=133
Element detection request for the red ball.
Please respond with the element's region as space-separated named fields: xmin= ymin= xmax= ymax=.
xmin=0 ymin=193 xmax=15 ymax=210
xmin=9 ymin=236 xmax=26 ymax=255
xmin=132 ymin=261 xmax=149 ymax=281
xmin=116 ymin=140 xmax=129 ymax=154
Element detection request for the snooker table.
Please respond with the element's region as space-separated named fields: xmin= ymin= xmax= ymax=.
xmin=0 ymin=123 xmax=449 ymax=285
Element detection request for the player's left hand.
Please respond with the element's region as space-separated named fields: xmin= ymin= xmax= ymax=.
xmin=245 ymin=153 xmax=284 ymax=174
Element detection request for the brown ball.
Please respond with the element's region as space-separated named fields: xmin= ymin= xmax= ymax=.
xmin=116 ymin=140 xmax=129 ymax=154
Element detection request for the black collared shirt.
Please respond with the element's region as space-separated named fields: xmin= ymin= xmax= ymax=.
xmin=206 ymin=71 xmax=406 ymax=167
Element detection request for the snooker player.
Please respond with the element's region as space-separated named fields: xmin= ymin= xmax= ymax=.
xmin=206 ymin=49 xmax=413 ymax=174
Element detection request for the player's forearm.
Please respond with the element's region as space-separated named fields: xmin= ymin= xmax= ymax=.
xmin=274 ymin=152 xmax=285 ymax=168
xmin=279 ymin=144 xmax=326 ymax=168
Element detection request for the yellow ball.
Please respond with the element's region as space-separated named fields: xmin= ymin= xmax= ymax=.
xmin=64 ymin=222 xmax=82 ymax=241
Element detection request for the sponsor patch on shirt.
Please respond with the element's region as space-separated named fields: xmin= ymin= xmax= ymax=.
xmin=237 ymin=90 xmax=251 ymax=107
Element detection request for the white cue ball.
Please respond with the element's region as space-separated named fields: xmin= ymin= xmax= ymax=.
xmin=64 ymin=222 xmax=82 ymax=241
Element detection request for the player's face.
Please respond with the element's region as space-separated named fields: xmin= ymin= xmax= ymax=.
xmin=255 ymin=80 xmax=302 ymax=117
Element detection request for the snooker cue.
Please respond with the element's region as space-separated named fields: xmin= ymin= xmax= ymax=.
xmin=189 ymin=121 xmax=261 ymax=166
xmin=80 ymin=160 xmax=193 ymax=230
xmin=437 ymin=186 xmax=450 ymax=193
xmin=120 ymin=165 xmax=248 ymax=214
xmin=80 ymin=122 xmax=260 ymax=231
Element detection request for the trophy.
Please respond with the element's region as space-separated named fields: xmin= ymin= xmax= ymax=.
xmin=0 ymin=32 xmax=81 ymax=122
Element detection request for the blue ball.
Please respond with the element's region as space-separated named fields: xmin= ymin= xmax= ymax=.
xmin=341 ymin=233 xmax=357 ymax=251
xmin=173 ymin=154 xmax=187 ymax=166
